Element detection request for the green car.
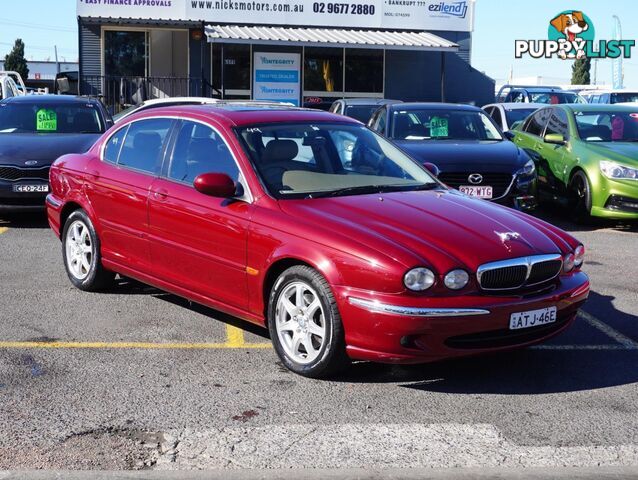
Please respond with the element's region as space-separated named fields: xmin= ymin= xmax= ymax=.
xmin=511 ymin=104 xmax=638 ymax=220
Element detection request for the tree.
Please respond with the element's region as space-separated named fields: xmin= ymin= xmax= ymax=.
xmin=3 ymin=39 xmax=29 ymax=80
xmin=571 ymin=57 xmax=591 ymax=85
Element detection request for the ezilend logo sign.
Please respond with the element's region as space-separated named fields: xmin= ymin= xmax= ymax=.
xmin=428 ymin=1 xmax=468 ymax=19
xmin=515 ymin=10 xmax=635 ymax=60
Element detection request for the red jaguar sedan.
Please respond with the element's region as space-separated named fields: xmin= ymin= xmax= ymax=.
xmin=46 ymin=105 xmax=590 ymax=378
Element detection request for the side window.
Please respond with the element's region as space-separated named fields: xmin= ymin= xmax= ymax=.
xmin=524 ymin=109 xmax=550 ymax=136
xmin=118 ymin=118 xmax=173 ymax=174
xmin=375 ymin=108 xmax=387 ymax=133
xmin=489 ymin=107 xmax=503 ymax=127
xmin=509 ymin=91 xmax=525 ymax=103
xmin=545 ymin=108 xmax=569 ymax=138
xmin=168 ymin=121 xmax=239 ymax=184
xmin=103 ymin=126 xmax=128 ymax=163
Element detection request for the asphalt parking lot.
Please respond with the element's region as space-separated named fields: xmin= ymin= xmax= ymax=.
xmin=0 ymin=209 xmax=637 ymax=471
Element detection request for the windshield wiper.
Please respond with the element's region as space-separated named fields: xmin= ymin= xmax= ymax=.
xmin=308 ymin=183 xmax=439 ymax=199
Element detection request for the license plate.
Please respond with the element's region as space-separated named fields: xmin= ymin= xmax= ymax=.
xmin=459 ymin=185 xmax=493 ymax=199
xmin=509 ymin=306 xmax=557 ymax=330
xmin=12 ymin=184 xmax=49 ymax=193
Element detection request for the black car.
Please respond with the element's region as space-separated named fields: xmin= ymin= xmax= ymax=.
xmin=368 ymin=103 xmax=537 ymax=211
xmin=329 ymin=98 xmax=402 ymax=123
xmin=0 ymin=95 xmax=112 ymax=210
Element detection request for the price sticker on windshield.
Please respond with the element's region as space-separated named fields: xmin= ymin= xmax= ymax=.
xmin=430 ymin=116 xmax=448 ymax=137
xmin=36 ymin=109 xmax=57 ymax=132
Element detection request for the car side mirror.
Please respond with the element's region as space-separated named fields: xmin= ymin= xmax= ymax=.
xmin=544 ymin=133 xmax=566 ymax=145
xmin=193 ymin=173 xmax=236 ymax=198
xmin=423 ymin=162 xmax=440 ymax=177
xmin=503 ymin=130 xmax=515 ymax=140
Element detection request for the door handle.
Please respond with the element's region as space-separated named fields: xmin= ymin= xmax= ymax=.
xmin=152 ymin=188 xmax=168 ymax=201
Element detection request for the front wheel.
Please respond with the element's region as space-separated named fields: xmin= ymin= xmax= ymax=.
xmin=568 ymin=171 xmax=592 ymax=223
xmin=62 ymin=209 xmax=115 ymax=291
xmin=267 ymin=265 xmax=350 ymax=378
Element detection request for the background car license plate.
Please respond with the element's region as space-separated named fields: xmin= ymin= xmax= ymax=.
xmin=509 ymin=306 xmax=557 ymax=330
xmin=12 ymin=184 xmax=49 ymax=193
xmin=459 ymin=185 xmax=493 ymax=199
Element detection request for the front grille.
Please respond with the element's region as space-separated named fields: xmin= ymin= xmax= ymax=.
xmin=444 ymin=313 xmax=573 ymax=349
xmin=0 ymin=165 xmax=50 ymax=182
xmin=439 ymin=172 xmax=514 ymax=198
xmin=477 ymin=254 xmax=563 ymax=291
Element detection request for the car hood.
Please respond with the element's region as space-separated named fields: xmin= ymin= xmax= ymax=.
xmin=0 ymin=133 xmax=100 ymax=167
xmin=583 ymin=141 xmax=638 ymax=167
xmin=280 ymin=189 xmax=571 ymax=272
xmin=394 ymin=139 xmax=526 ymax=173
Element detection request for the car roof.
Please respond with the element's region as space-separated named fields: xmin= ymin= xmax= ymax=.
xmin=484 ymin=103 xmax=546 ymax=110
xmin=339 ymin=98 xmax=402 ymax=106
xmin=2 ymin=94 xmax=101 ymax=105
xmin=139 ymin=96 xmax=220 ymax=106
xmin=129 ymin=104 xmax=361 ymax=127
xmin=389 ymin=102 xmax=480 ymax=112
xmin=560 ymin=103 xmax=638 ymax=113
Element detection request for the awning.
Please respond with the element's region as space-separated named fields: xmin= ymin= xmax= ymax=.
xmin=205 ymin=25 xmax=458 ymax=51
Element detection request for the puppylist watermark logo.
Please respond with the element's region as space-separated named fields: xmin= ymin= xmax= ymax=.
xmin=428 ymin=1 xmax=468 ymax=19
xmin=515 ymin=10 xmax=635 ymax=60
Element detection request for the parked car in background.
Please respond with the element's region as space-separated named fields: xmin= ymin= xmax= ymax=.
xmin=483 ymin=103 xmax=545 ymax=131
xmin=329 ymin=98 xmax=402 ymax=123
xmin=0 ymin=95 xmax=112 ymax=210
xmin=369 ymin=103 xmax=538 ymax=211
xmin=497 ymin=85 xmax=585 ymax=104
xmin=0 ymin=71 xmax=25 ymax=101
xmin=55 ymin=71 xmax=79 ymax=96
xmin=511 ymin=104 xmax=638 ymax=221
xmin=580 ymin=89 xmax=638 ymax=105
xmin=46 ymin=104 xmax=589 ymax=378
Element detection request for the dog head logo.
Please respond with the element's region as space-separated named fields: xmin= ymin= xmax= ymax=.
xmin=548 ymin=10 xmax=595 ymax=59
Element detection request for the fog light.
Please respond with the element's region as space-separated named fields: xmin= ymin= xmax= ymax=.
xmin=574 ymin=245 xmax=585 ymax=268
xmin=444 ymin=269 xmax=469 ymax=290
xmin=563 ymin=253 xmax=575 ymax=273
xmin=404 ymin=268 xmax=436 ymax=291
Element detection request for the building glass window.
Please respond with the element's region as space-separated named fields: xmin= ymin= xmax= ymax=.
xmin=212 ymin=43 xmax=251 ymax=97
xmin=304 ymin=47 xmax=343 ymax=93
xmin=345 ymin=49 xmax=383 ymax=93
xmin=104 ymin=30 xmax=148 ymax=77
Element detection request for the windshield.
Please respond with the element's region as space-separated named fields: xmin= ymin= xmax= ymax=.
xmin=236 ymin=123 xmax=438 ymax=199
xmin=529 ymin=92 xmax=585 ymax=104
xmin=0 ymin=102 xmax=105 ymax=134
xmin=345 ymin=105 xmax=379 ymax=123
xmin=574 ymin=111 xmax=638 ymax=142
xmin=504 ymin=108 xmax=537 ymax=127
xmin=390 ymin=109 xmax=503 ymax=141
xmin=611 ymin=92 xmax=638 ymax=104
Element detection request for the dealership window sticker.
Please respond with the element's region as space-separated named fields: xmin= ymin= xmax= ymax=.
xmin=430 ymin=116 xmax=448 ymax=137
xmin=36 ymin=109 xmax=57 ymax=132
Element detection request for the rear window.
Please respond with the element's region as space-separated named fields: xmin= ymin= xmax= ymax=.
xmin=345 ymin=105 xmax=379 ymax=123
xmin=0 ymin=102 xmax=105 ymax=134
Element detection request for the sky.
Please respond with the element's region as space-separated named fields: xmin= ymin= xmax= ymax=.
xmin=0 ymin=0 xmax=637 ymax=88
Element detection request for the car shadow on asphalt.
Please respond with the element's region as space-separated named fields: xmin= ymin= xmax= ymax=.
xmin=0 ymin=211 xmax=49 ymax=229
xmin=336 ymin=290 xmax=638 ymax=394
xmin=532 ymin=205 xmax=638 ymax=233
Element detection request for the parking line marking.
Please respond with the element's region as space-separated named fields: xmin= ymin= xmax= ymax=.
xmin=0 ymin=341 xmax=272 ymax=350
xmin=578 ymin=310 xmax=638 ymax=349
xmin=0 ymin=227 xmax=8 ymax=235
xmin=226 ymin=325 xmax=246 ymax=346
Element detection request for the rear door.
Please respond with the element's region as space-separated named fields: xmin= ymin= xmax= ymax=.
xmin=148 ymin=119 xmax=252 ymax=309
xmin=87 ymin=117 xmax=174 ymax=272
xmin=536 ymin=107 xmax=570 ymax=189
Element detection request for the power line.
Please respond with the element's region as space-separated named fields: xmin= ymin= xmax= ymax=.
xmin=0 ymin=17 xmax=75 ymax=33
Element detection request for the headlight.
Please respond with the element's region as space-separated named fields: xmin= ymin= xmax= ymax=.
xmin=563 ymin=252 xmax=575 ymax=273
xmin=517 ymin=159 xmax=536 ymax=176
xmin=444 ymin=269 xmax=469 ymax=290
xmin=574 ymin=244 xmax=585 ymax=268
xmin=600 ymin=160 xmax=638 ymax=180
xmin=404 ymin=268 xmax=436 ymax=291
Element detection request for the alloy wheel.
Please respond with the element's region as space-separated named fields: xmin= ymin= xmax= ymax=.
xmin=65 ymin=219 xmax=93 ymax=280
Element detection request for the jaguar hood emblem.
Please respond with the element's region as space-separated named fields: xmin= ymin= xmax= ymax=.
xmin=495 ymin=231 xmax=521 ymax=245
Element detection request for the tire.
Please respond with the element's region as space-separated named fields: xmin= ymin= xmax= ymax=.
xmin=62 ymin=209 xmax=115 ymax=291
xmin=568 ymin=170 xmax=592 ymax=223
xmin=267 ymin=265 xmax=350 ymax=378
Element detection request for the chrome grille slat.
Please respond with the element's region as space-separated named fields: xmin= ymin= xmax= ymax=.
xmin=477 ymin=254 xmax=563 ymax=291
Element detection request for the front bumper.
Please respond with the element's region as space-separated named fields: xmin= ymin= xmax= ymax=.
xmin=591 ymin=175 xmax=638 ymax=219
xmin=496 ymin=173 xmax=538 ymax=211
xmin=0 ymin=179 xmax=49 ymax=211
xmin=335 ymin=271 xmax=589 ymax=364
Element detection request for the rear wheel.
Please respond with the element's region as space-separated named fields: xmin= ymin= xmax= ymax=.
xmin=568 ymin=171 xmax=592 ymax=223
xmin=62 ymin=210 xmax=115 ymax=291
xmin=268 ymin=265 xmax=350 ymax=378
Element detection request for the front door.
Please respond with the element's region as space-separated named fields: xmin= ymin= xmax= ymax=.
xmin=148 ymin=119 xmax=252 ymax=309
